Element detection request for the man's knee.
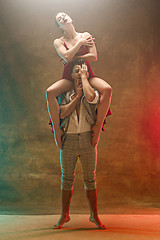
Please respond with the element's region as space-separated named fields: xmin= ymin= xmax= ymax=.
xmin=83 ymin=177 xmax=96 ymax=190
xmin=61 ymin=175 xmax=75 ymax=190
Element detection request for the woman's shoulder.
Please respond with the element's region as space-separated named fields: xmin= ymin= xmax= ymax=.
xmin=53 ymin=37 xmax=64 ymax=47
xmin=81 ymin=32 xmax=92 ymax=37
xmin=76 ymin=32 xmax=92 ymax=38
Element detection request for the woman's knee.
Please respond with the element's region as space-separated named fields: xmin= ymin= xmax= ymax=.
xmin=102 ymin=84 xmax=112 ymax=97
xmin=46 ymin=86 xmax=56 ymax=99
xmin=46 ymin=79 xmax=73 ymax=99
xmin=89 ymin=77 xmax=112 ymax=96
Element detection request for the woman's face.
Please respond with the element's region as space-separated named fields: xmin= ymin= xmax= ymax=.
xmin=55 ymin=12 xmax=72 ymax=28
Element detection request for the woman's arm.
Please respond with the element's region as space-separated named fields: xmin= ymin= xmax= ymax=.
xmin=54 ymin=35 xmax=94 ymax=63
xmin=75 ymin=32 xmax=97 ymax=62
xmin=54 ymin=39 xmax=82 ymax=63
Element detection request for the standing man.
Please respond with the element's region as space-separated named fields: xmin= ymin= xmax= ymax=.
xmin=54 ymin=60 xmax=106 ymax=229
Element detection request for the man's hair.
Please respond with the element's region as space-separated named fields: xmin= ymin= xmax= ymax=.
xmin=72 ymin=59 xmax=85 ymax=70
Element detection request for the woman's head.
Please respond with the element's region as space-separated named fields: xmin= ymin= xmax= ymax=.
xmin=55 ymin=12 xmax=72 ymax=29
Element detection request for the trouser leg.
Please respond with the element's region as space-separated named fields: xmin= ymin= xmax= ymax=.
xmin=79 ymin=137 xmax=97 ymax=191
xmin=60 ymin=135 xmax=78 ymax=215
xmin=60 ymin=140 xmax=78 ymax=190
xmin=78 ymin=132 xmax=97 ymax=217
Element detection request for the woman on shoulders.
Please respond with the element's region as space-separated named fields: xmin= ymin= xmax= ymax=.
xmin=46 ymin=12 xmax=112 ymax=149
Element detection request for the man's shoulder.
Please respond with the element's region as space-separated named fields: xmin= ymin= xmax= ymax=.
xmin=58 ymin=89 xmax=74 ymax=105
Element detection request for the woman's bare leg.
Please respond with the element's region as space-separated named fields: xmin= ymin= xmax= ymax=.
xmin=89 ymin=77 xmax=112 ymax=146
xmin=46 ymin=79 xmax=73 ymax=149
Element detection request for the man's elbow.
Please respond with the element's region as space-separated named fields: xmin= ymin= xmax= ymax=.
xmin=60 ymin=108 xmax=65 ymax=119
xmin=87 ymin=93 xmax=96 ymax=102
xmin=60 ymin=111 xmax=66 ymax=119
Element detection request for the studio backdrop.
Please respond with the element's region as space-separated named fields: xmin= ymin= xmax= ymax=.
xmin=0 ymin=0 xmax=160 ymax=214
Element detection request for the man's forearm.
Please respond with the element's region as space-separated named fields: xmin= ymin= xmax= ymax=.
xmin=81 ymin=75 xmax=95 ymax=102
xmin=60 ymin=96 xmax=79 ymax=119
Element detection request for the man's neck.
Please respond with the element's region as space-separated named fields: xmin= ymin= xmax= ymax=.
xmin=71 ymin=89 xmax=83 ymax=101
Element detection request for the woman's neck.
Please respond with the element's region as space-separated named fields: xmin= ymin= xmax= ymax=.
xmin=63 ymin=24 xmax=77 ymax=40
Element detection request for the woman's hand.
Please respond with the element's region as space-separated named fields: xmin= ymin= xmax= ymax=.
xmin=80 ymin=35 xmax=95 ymax=47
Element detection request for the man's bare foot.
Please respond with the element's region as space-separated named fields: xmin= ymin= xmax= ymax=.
xmin=91 ymin=124 xmax=102 ymax=146
xmin=54 ymin=128 xmax=64 ymax=149
xmin=89 ymin=215 xmax=106 ymax=229
xmin=53 ymin=214 xmax=70 ymax=229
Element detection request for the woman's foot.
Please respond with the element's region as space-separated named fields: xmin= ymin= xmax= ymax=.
xmin=54 ymin=128 xmax=64 ymax=149
xmin=91 ymin=124 xmax=102 ymax=146
xmin=53 ymin=214 xmax=70 ymax=229
xmin=89 ymin=215 xmax=106 ymax=229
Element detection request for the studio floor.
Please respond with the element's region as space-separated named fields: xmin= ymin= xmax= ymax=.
xmin=0 ymin=213 xmax=160 ymax=240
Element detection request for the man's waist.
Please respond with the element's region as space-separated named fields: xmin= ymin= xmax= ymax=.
xmin=66 ymin=131 xmax=92 ymax=137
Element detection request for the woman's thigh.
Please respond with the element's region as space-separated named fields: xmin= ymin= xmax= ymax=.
xmin=47 ymin=79 xmax=73 ymax=97
xmin=89 ymin=77 xmax=112 ymax=94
